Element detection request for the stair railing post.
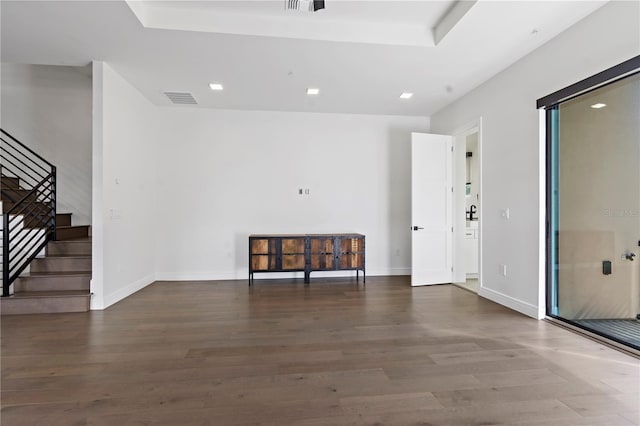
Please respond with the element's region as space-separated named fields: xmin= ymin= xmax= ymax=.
xmin=3 ymin=213 xmax=10 ymax=297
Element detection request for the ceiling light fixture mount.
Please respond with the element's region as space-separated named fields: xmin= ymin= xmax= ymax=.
xmin=209 ymin=83 xmax=224 ymax=91
xmin=400 ymin=92 xmax=413 ymax=99
xmin=591 ymin=103 xmax=606 ymax=109
xmin=307 ymin=88 xmax=320 ymax=95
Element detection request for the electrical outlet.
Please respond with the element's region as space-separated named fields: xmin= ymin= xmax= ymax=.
xmin=499 ymin=264 xmax=507 ymax=276
xmin=501 ymin=208 xmax=510 ymax=220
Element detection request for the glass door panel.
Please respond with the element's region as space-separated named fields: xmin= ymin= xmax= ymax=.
xmin=550 ymin=72 xmax=640 ymax=349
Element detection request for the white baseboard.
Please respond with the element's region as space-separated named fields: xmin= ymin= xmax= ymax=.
xmin=98 ymin=273 xmax=155 ymax=309
xmin=155 ymin=271 xmax=243 ymax=281
xmin=155 ymin=267 xmax=410 ymax=282
xmin=369 ymin=267 xmax=411 ymax=276
xmin=90 ymin=294 xmax=103 ymax=310
xmin=478 ymin=285 xmax=541 ymax=319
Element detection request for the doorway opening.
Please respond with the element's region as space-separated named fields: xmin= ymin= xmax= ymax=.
xmin=409 ymin=123 xmax=482 ymax=290
xmin=453 ymin=123 xmax=481 ymax=294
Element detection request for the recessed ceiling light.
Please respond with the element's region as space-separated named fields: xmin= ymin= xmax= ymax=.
xmin=400 ymin=92 xmax=413 ymax=99
xmin=209 ymin=83 xmax=223 ymax=91
xmin=591 ymin=103 xmax=606 ymax=109
xmin=307 ymin=88 xmax=320 ymax=95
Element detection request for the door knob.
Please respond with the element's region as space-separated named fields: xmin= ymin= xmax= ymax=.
xmin=412 ymin=226 xmax=424 ymax=231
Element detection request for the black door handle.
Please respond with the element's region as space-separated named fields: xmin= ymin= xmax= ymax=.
xmin=412 ymin=226 xmax=424 ymax=231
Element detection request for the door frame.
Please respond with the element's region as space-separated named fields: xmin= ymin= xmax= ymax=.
xmin=452 ymin=118 xmax=483 ymax=292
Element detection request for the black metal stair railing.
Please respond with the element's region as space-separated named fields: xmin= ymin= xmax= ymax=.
xmin=1 ymin=129 xmax=56 ymax=297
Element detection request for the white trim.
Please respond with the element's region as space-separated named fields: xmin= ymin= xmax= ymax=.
xmin=156 ymin=271 xmax=246 ymax=281
xmin=91 ymin=61 xmax=105 ymax=311
xmin=479 ymin=286 xmax=541 ymax=319
xmin=369 ymin=267 xmax=411 ymax=276
xmin=538 ymin=109 xmax=547 ymax=319
xmin=99 ymin=273 xmax=156 ymax=309
xmin=156 ymin=268 xmax=410 ymax=282
xmin=89 ymin=283 xmax=103 ymax=310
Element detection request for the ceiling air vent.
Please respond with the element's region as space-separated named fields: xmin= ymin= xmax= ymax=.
xmin=164 ymin=91 xmax=197 ymax=105
xmin=285 ymin=0 xmax=325 ymax=12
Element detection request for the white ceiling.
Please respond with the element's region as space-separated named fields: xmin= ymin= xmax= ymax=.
xmin=1 ymin=1 xmax=608 ymax=116
xmin=126 ymin=0 xmax=456 ymax=46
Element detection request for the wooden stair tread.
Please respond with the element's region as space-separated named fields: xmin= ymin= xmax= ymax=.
xmin=37 ymin=254 xmax=91 ymax=259
xmin=51 ymin=237 xmax=91 ymax=243
xmin=52 ymin=225 xmax=90 ymax=241
xmin=8 ymin=290 xmax=90 ymax=299
xmin=20 ymin=271 xmax=92 ymax=277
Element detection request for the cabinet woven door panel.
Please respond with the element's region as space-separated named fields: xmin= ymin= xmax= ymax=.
xmin=282 ymin=255 xmax=305 ymax=270
xmin=339 ymin=237 xmax=364 ymax=269
xmin=310 ymin=237 xmax=335 ymax=270
xmin=251 ymin=239 xmax=268 ymax=254
xmin=252 ymin=255 xmax=276 ymax=271
xmin=340 ymin=238 xmax=363 ymax=253
xmin=282 ymin=239 xmax=305 ymax=254
xmin=252 ymin=239 xmax=276 ymax=255
xmin=340 ymin=253 xmax=363 ymax=268
xmin=311 ymin=254 xmax=334 ymax=270
xmin=310 ymin=238 xmax=333 ymax=253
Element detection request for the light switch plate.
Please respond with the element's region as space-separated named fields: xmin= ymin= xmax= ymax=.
xmin=501 ymin=208 xmax=510 ymax=220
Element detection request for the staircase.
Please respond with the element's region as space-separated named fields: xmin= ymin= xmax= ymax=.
xmin=1 ymin=129 xmax=91 ymax=315
xmin=0 ymin=211 xmax=92 ymax=315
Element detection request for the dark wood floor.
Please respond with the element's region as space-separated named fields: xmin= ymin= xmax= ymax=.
xmin=2 ymin=276 xmax=639 ymax=425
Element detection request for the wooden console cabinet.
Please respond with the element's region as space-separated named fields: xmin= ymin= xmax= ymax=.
xmin=249 ymin=234 xmax=365 ymax=285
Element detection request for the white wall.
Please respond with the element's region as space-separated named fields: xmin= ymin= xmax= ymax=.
xmin=430 ymin=1 xmax=640 ymax=318
xmin=90 ymin=63 xmax=427 ymax=306
xmin=1 ymin=64 xmax=92 ymax=226
xmin=91 ymin=62 xmax=157 ymax=309
xmin=153 ymin=108 xmax=429 ymax=280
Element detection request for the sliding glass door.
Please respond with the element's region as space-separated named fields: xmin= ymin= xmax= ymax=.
xmin=543 ymin=58 xmax=640 ymax=351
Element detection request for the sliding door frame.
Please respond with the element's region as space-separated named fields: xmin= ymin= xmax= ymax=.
xmin=538 ymin=55 xmax=640 ymax=351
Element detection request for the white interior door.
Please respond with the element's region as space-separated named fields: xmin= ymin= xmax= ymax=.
xmin=411 ymin=132 xmax=453 ymax=286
